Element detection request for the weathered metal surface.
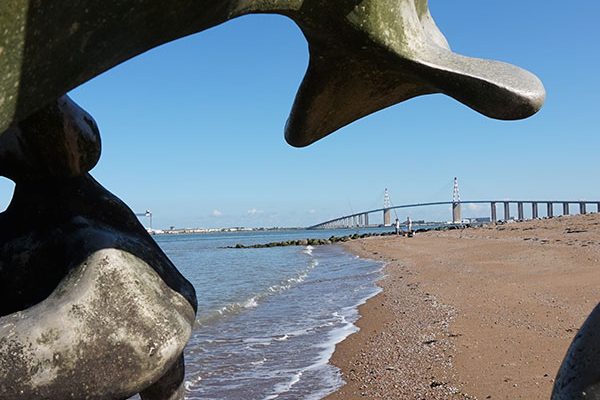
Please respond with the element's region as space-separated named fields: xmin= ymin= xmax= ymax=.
xmin=0 ymin=248 xmax=195 ymax=399
xmin=553 ymin=304 xmax=600 ymax=400
xmin=0 ymin=95 xmax=197 ymax=399
xmin=0 ymin=1 xmax=549 ymax=399
xmin=0 ymin=96 xmax=100 ymax=181
xmin=0 ymin=0 xmax=544 ymax=146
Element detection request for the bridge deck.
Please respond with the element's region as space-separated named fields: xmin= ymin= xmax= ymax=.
xmin=309 ymin=200 xmax=600 ymax=229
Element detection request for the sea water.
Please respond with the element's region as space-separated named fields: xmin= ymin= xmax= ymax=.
xmin=151 ymin=229 xmax=384 ymax=400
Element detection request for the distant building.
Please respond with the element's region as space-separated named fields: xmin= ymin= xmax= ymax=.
xmin=463 ymin=217 xmax=491 ymax=224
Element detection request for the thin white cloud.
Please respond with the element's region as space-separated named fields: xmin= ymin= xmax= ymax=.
xmin=467 ymin=203 xmax=484 ymax=212
xmin=247 ymin=208 xmax=264 ymax=215
xmin=308 ymin=209 xmax=316 ymax=214
xmin=212 ymin=209 xmax=223 ymax=217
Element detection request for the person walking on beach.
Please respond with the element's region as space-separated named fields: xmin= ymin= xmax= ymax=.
xmin=395 ymin=218 xmax=400 ymax=235
xmin=406 ymin=216 xmax=412 ymax=234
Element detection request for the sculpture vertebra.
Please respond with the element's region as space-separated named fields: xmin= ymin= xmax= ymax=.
xmin=0 ymin=1 xmax=548 ymax=399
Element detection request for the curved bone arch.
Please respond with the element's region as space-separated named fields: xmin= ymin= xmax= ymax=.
xmin=0 ymin=1 xmax=571 ymax=400
xmin=0 ymin=0 xmax=545 ymax=146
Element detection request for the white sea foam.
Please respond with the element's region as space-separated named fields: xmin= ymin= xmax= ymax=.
xmin=266 ymin=259 xmax=317 ymax=294
xmin=264 ymin=371 xmax=303 ymax=400
xmin=273 ymin=334 xmax=289 ymax=341
xmin=243 ymin=337 xmax=272 ymax=346
xmin=171 ymin=234 xmax=384 ymax=399
xmin=317 ymin=321 xmax=359 ymax=365
xmin=198 ymin=258 xmax=320 ymax=326
xmin=184 ymin=374 xmax=202 ymax=392
xmin=243 ymin=297 xmax=258 ymax=308
xmin=258 ymin=284 xmax=382 ymax=400
xmin=250 ymin=357 xmax=267 ymax=366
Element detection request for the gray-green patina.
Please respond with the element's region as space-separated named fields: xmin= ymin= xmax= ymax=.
xmin=0 ymin=2 xmax=558 ymax=400
xmin=0 ymin=0 xmax=544 ymax=146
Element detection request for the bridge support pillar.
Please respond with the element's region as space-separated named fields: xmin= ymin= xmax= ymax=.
xmin=452 ymin=202 xmax=461 ymax=223
xmin=597 ymin=203 xmax=600 ymax=213
xmin=580 ymin=202 xmax=587 ymax=214
xmin=503 ymin=202 xmax=510 ymax=221
xmin=547 ymin=203 xmax=554 ymax=218
xmin=532 ymin=203 xmax=538 ymax=219
xmin=563 ymin=203 xmax=570 ymax=215
xmin=491 ymin=202 xmax=497 ymax=222
xmin=364 ymin=213 xmax=369 ymax=227
xmin=517 ymin=202 xmax=524 ymax=221
xmin=383 ymin=209 xmax=391 ymax=226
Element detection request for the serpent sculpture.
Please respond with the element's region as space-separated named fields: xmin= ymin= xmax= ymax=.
xmin=0 ymin=1 xmax=586 ymax=399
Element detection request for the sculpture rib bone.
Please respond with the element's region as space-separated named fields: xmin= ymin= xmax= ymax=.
xmin=0 ymin=1 xmax=553 ymax=399
xmin=0 ymin=0 xmax=545 ymax=146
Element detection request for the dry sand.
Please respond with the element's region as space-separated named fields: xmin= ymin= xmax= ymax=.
xmin=325 ymin=213 xmax=600 ymax=400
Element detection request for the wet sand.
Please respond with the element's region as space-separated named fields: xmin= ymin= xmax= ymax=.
xmin=325 ymin=213 xmax=600 ymax=400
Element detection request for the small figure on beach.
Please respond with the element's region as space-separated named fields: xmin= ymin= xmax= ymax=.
xmin=395 ymin=218 xmax=401 ymax=235
xmin=407 ymin=216 xmax=413 ymax=234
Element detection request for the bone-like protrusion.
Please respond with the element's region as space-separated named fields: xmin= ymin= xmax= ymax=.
xmin=0 ymin=0 xmax=544 ymax=146
xmin=0 ymin=248 xmax=195 ymax=399
xmin=0 ymin=96 xmax=100 ymax=181
xmin=552 ymin=303 xmax=600 ymax=400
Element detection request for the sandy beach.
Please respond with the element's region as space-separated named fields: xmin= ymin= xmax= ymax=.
xmin=325 ymin=213 xmax=600 ymax=400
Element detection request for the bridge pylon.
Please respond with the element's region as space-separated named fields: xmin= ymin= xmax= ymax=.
xmin=383 ymin=188 xmax=392 ymax=226
xmin=452 ymin=177 xmax=461 ymax=223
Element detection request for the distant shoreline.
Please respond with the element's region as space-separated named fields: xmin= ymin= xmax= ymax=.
xmin=325 ymin=213 xmax=600 ymax=399
xmin=148 ymin=226 xmax=307 ymax=235
xmin=150 ymin=222 xmax=465 ymax=236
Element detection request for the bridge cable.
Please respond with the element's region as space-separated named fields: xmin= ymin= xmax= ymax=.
xmin=371 ymin=189 xmax=386 ymax=211
xmin=347 ymin=200 xmax=362 ymax=233
xmin=386 ymin=190 xmax=400 ymax=221
xmin=424 ymin=178 xmax=454 ymax=204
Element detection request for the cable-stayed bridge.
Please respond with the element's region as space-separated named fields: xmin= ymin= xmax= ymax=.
xmin=308 ymin=179 xmax=600 ymax=230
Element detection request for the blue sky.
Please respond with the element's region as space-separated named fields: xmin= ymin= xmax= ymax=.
xmin=2 ymin=1 xmax=599 ymax=228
